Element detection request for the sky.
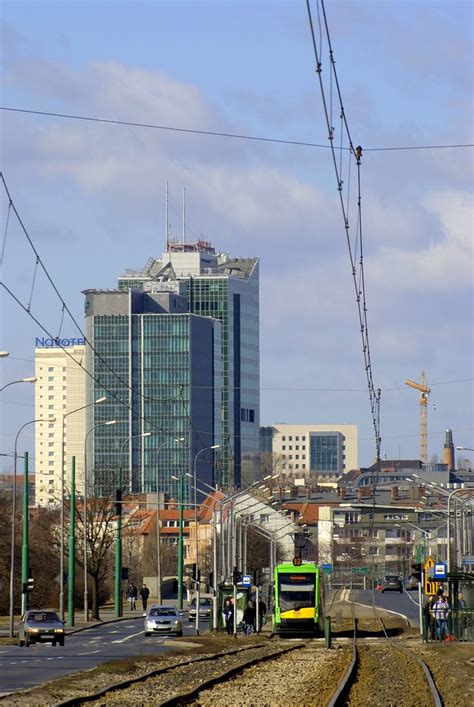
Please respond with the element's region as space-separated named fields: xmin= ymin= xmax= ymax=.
xmin=0 ymin=0 xmax=473 ymax=473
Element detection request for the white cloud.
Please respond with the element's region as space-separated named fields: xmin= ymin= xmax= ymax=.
xmin=369 ymin=190 xmax=473 ymax=291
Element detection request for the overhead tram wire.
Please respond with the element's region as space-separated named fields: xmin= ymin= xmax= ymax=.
xmin=0 ymin=172 xmax=188 ymax=426
xmin=306 ymin=0 xmax=381 ymax=463
xmin=0 ymin=177 xmax=187 ymax=445
xmin=0 ymin=280 xmax=177 ymax=443
xmin=1 ymin=106 xmax=472 ymax=153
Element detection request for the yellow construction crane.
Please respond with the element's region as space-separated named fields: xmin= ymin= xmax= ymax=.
xmin=405 ymin=371 xmax=431 ymax=463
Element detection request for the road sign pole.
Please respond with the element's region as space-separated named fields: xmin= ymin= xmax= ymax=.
xmin=418 ymin=578 xmax=423 ymax=641
xmin=68 ymin=456 xmax=76 ymax=627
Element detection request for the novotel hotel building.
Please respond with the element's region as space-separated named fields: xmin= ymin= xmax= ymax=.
xmin=34 ymin=339 xmax=87 ymax=507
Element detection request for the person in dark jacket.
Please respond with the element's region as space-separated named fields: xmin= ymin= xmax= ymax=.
xmin=127 ymin=583 xmax=138 ymax=610
xmin=224 ymin=598 xmax=234 ymax=635
xmin=140 ymin=584 xmax=150 ymax=611
xmin=242 ymin=600 xmax=256 ymax=635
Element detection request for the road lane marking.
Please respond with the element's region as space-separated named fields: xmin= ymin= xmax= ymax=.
xmin=403 ymin=590 xmax=420 ymax=607
xmin=112 ymin=630 xmax=144 ymax=644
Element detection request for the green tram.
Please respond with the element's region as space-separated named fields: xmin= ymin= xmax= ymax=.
xmin=273 ymin=562 xmax=325 ymax=634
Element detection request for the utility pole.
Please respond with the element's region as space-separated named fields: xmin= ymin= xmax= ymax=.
xmin=177 ymin=474 xmax=184 ymax=611
xmin=68 ymin=457 xmax=76 ymax=627
xmin=21 ymin=452 xmax=29 ymax=615
xmin=114 ymin=489 xmax=123 ymax=617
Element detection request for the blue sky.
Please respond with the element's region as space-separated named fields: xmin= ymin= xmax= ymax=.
xmin=1 ymin=0 xmax=473 ymax=471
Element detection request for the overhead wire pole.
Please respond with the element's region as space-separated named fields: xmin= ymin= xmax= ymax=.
xmin=306 ymin=0 xmax=381 ymax=463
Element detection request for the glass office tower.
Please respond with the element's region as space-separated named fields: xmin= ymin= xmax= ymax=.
xmin=83 ymin=289 xmax=221 ymax=502
xmin=117 ymin=240 xmax=260 ymax=488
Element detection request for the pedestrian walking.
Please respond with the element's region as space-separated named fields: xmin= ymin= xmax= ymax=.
xmin=127 ymin=582 xmax=138 ymax=611
xmin=224 ymin=598 xmax=234 ymax=635
xmin=457 ymin=592 xmax=469 ymax=641
xmin=431 ymin=594 xmax=450 ymax=641
xmin=140 ymin=583 xmax=150 ymax=612
xmin=242 ymin=600 xmax=256 ymax=635
xmin=258 ymin=598 xmax=267 ymax=630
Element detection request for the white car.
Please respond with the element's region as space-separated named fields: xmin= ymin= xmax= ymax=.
xmin=144 ymin=605 xmax=183 ymax=637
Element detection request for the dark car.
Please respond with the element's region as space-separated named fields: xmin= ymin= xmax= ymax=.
xmin=18 ymin=610 xmax=65 ymax=647
xmin=188 ymin=597 xmax=213 ymax=621
xmin=144 ymin=605 xmax=183 ymax=637
xmin=381 ymin=575 xmax=403 ymax=593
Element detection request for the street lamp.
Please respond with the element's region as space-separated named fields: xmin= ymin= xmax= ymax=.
xmin=193 ymin=445 xmax=220 ymax=573
xmin=59 ymin=396 xmax=107 ymax=621
xmin=192 ymin=444 xmax=219 ymax=636
xmin=83 ymin=419 xmax=116 ymax=622
xmin=114 ymin=430 xmax=151 ymax=617
xmin=9 ymin=416 xmax=55 ymax=637
xmin=0 ymin=376 xmax=37 ymax=392
xmin=155 ymin=437 xmax=185 ymax=605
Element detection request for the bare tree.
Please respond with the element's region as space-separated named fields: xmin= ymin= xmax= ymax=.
xmin=73 ymin=494 xmax=116 ymax=620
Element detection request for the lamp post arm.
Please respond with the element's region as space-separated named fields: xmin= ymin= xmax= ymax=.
xmin=9 ymin=417 xmax=52 ymax=637
xmin=447 ymin=489 xmax=474 ymax=573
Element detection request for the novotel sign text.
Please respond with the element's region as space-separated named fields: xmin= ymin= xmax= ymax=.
xmin=36 ymin=337 xmax=85 ymax=348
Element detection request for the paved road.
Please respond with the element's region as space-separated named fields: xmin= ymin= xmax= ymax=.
xmin=0 ymin=614 xmax=211 ymax=695
xmin=354 ymin=588 xmax=421 ymax=626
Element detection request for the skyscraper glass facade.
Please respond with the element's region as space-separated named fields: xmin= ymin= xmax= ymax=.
xmin=117 ymin=246 xmax=260 ymax=488
xmin=84 ymin=290 xmax=221 ymax=502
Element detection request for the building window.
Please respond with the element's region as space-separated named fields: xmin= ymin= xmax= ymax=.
xmin=260 ymin=514 xmax=270 ymax=523
xmin=282 ymin=436 xmax=286 ymax=441
xmin=282 ymin=446 xmax=286 ymax=451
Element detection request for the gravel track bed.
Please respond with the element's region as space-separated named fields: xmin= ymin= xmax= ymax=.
xmin=190 ymin=644 xmax=351 ymax=707
xmin=85 ymin=643 xmax=303 ymax=706
xmin=408 ymin=642 xmax=474 ymax=706
xmin=347 ymin=644 xmax=435 ymax=706
xmin=0 ymin=636 xmax=264 ymax=706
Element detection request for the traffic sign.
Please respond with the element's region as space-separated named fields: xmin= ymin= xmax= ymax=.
xmin=424 ymin=556 xmax=440 ymax=596
xmin=434 ymin=563 xmax=447 ymax=579
xmin=424 ymin=556 xmax=435 ymax=578
xmin=351 ymin=567 xmax=368 ymax=574
xmin=240 ymin=575 xmax=252 ymax=586
xmin=462 ymin=556 xmax=474 ymax=565
xmin=321 ymin=564 xmax=333 ymax=574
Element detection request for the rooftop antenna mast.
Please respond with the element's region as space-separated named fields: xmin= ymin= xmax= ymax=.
xmin=165 ymin=181 xmax=169 ymax=250
xmin=182 ymin=187 xmax=186 ymax=244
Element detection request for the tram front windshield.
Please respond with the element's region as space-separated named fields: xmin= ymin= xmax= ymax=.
xmin=278 ymin=574 xmax=315 ymax=612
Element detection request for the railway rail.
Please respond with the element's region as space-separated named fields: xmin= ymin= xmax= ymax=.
xmin=326 ymin=594 xmax=443 ymax=707
xmin=55 ymin=642 xmax=308 ymax=707
xmin=4 ymin=592 xmax=451 ymax=707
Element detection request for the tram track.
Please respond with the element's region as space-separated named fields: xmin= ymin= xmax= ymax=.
xmin=326 ymin=592 xmax=443 ymax=706
xmin=54 ymin=642 xmax=308 ymax=706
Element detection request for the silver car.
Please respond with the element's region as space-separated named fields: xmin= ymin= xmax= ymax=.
xmin=188 ymin=597 xmax=213 ymax=621
xmin=18 ymin=610 xmax=65 ymax=647
xmin=144 ymin=605 xmax=183 ymax=637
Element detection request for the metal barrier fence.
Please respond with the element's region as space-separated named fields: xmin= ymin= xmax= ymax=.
xmin=423 ymin=608 xmax=473 ymax=643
